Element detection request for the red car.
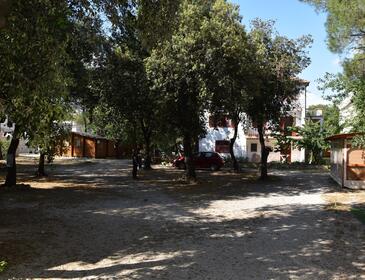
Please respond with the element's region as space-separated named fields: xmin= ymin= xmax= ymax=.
xmin=173 ymin=152 xmax=224 ymax=171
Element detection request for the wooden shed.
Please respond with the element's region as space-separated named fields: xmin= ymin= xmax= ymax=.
xmin=326 ymin=133 xmax=365 ymax=189
xmin=63 ymin=132 xmax=128 ymax=159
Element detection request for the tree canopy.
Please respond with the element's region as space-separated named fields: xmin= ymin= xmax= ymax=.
xmin=303 ymin=0 xmax=365 ymax=134
xmin=245 ymin=19 xmax=311 ymax=178
xmin=1 ymin=0 xmax=313 ymax=185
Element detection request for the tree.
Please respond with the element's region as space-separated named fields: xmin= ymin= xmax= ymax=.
xmin=303 ymin=0 xmax=365 ymax=133
xmin=307 ymin=103 xmax=342 ymax=135
xmin=0 ymin=0 xmax=71 ymax=186
xmin=98 ymin=46 xmax=157 ymax=169
xmin=205 ymin=0 xmax=251 ymax=172
xmin=88 ymin=0 xmax=182 ymax=170
xmin=136 ymin=0 xmax=182 ymax=50
xmin=291 ymin=120 xmax=329 ymax=164
xmin=147 ymin=0 xmax=250 ymax=180
xmin=301 ymin=0 xmax=365 ymax=53
xmin=28 ymin=101 xmax=71 ymax=177
xmin=67 ymin=15 xmax=106 ymax=133
xmin=318 ymin=72 xmax=365 ymax=132
xmin=246 ymin=19 xmax=312 ymax=179
xmin=272 ymin=128 xmax=293 ymax=163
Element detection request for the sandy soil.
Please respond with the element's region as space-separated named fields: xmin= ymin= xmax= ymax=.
xmin=0 ymin=158 xmax=364 ymax=280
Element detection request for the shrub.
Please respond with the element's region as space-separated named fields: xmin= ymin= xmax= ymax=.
xmin=0 ymin=260 xmax=8 ymax=273
xmin=0 ymin=139 xmax=10 ymax=159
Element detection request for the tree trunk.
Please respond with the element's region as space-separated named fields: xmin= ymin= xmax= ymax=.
xmin=229 ymin=121 xmax=239 ymax=172
xmin=258 ymin=124 xmax=269 ymax=180
xmin=143 ymin=138 xmax=152 ymax=170
xmin=0 ymin=0 xmax=11 ymax=29
xmin=140 ymin=120 xmax=152 ymax=170
xmin=4 ymin=137 xmax=20 ymax=187
xmin=0 ymin=143 xmax=3 ymax=160
xmin=183 ymin=134 xmax=196 ymax=181
xmin=37 ymin=152 xmax=46 ymax=177
xmin=83 ymin=114 xmax=88 ymax=132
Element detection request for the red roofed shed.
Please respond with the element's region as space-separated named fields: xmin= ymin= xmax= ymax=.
xmin=326 ymin=133 xmax=365 ymax=189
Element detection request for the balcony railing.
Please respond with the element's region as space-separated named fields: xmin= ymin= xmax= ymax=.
xmin=246 ymin=128 xmax=259 ymax=137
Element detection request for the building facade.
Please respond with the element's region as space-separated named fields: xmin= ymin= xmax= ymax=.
xmin=199 ymin=82 xmax=308 ymax=163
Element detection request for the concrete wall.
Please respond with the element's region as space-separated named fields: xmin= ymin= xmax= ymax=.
xmin=199 ymin=86 xmax=307 ymax=163
xmin=199 ymin=122 xmax=247 ymax=158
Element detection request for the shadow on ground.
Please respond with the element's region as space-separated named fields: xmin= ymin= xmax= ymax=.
xmin=0 ymin=158 xmax=364 ymax=279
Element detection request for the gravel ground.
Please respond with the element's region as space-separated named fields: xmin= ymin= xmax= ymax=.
xmin=0 ymin=158 xmax=364 ymax=280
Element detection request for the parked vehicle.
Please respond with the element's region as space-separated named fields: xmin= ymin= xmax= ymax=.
xmin=173 ymin=151 xmax=224 ymax=171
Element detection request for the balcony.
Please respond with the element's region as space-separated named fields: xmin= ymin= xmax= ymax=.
xmin=246 ymin=128 xmax=259 ymax=138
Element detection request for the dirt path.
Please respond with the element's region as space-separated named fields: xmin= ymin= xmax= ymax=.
xmin=0 ymin=159 xmax=364 ymax=279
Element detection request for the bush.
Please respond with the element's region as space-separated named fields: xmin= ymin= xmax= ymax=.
xmin=0 ymin=139 xmax=10 ymax=159
xmin=0 ymin=260 xmax=8 ymax=273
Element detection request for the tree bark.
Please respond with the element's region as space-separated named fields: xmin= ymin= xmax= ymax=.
xmin=4 ymin=136 xmax=20 ymax=187
xmin=258 ymin=124 xmax=269 ymax=180
xmin=140 ymin=119 xmax=152 ymax=170
xmin=183 ymin=134 xmax=196 ymax=181
xmin=0 ymin=0 xmax=11 ymax=29
xmin=37 ymin=152 xmax=46 ymax=177
xmin=144 ymin=138 xmax=152 ymax=170
xmin=230 ymin=121 xmax=239 ymax=172
xmin=83 ymin=114 xmax=88 ymax=132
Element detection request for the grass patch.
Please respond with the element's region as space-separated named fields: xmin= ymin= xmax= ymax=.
xmin=0 ymin=260 xmax=8 ymax=273
xmin=351 ymin=208 xmax=365 ymax=224
xmin=324 ymin=202 xmax=349 ymax=212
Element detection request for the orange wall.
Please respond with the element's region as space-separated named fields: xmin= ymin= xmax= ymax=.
xmin=347 ymin=167 xmax=365 ymax=181
xmin=84 ymin=138 xmax=95 ymax=158
xmin=73 ymin=134 xmax=84 ymax=157
xmin=96 ymin=139 xmax=107 ymax=158
xmin=107 ymin=141 xmax=117 ymax=157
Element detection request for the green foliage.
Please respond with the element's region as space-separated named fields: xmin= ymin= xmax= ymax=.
xmin=67 ymin=16 xmax=106 ymax=125
xmin=244 ymin=19 xmax=311 ymax=177
xmin=304 ymin=0 xmax=365 ymax=134
xmin=319 ymin=73 xmax=365 ymax=132
xmin=205 ymin=0 xmax=250 ymax=168
xmin=272 ymin=129 xmax=292 ymax=163
xmin=29 ymin=122 xmax=71 ymax=163
xmin=136 ymin=0 xmax=182 ymax=49
xmin=308 ymin=103 xmax=342 ymax=135
xmin=292 ymin=120 xmax=329 ymax=164
xmin=0 ymin=260 xmax=7 ymax=273
xmin=301 ymin=0 xmax=365 ymax=53
xmin=146 ymin=0 xmax=253 ymax=177
xmin=0 ymin=0 xmax=71 ymax=140
xmin=0 ymin=138 xmax=10 ymax=159
xmin=246 ymin=19 xmax=312 ymax=129
xmin=352 ymin=134 xmax=365 ymax=149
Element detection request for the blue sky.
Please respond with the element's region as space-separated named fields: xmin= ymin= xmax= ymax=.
xmin=232 ymin=0 xmax=342 ymax=105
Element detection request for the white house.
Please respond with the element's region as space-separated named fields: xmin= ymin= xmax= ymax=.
xmin=0 ymin=118 xmax=34 ymax=154
xmin=199 ymin=81 xmax=309 ymax=163
xmin=338 ymin=95 xmax=356 ymax=133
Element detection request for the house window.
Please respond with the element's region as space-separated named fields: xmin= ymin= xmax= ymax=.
xmin=215 ymin=140 xmax=230 ymax=153
xmin=251 ymin=143 xmax=258 ymax=152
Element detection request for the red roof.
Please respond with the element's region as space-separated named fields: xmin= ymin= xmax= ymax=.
xmin=325 ymin=133 xmax=364 ymax=141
